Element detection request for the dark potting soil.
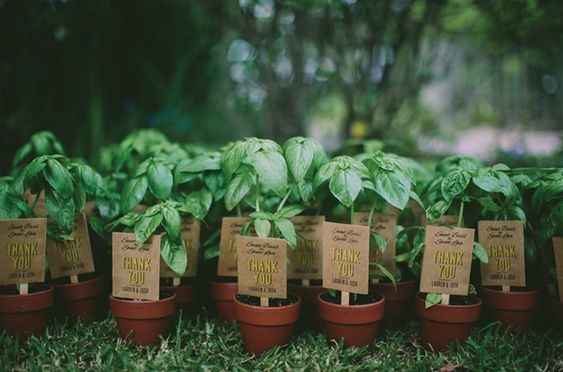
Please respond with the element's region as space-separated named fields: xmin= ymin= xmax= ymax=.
xmin=449 ymin=295 xmax=480 ymax=306
xmin=484 ymin=286 xmax=536 ymax=293
xmin=0 ymin=283 xmax=50 ymax=295
xmin=50 ymin=272 xmax=97 ymax=285
xmin=212 ymin=276 xmax=237 ymax=284
xmin=321 ymin=291 xmax=382 ymax=306
xmin=288 ymin=279 xmax=323 ymax=286
xmin=160 ymin=277 xmax=195 ymax=287
xmin=236 ymin=294 xmax=298 ymax=307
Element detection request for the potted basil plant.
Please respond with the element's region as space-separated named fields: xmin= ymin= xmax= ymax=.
xmin=314 ymin=155 xmax=387 ymax=347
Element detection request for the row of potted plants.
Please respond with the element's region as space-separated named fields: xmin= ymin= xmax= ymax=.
xmin=0 ymin=131 xmax=562 ymax=354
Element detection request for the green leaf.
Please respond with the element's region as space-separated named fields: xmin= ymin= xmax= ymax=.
xmin=254 ymin=219 xmax=271 ymax=238
xmin=147 ymin=161 xmax=173 ymax=200
xmin=425 ymin=293 xmax=442 ymax=309
xmin=329 ymin=169 xmax=362 ymax=208
xmin=134 ymin=213 xmax=163 ymax=246
xmin=441 ymin=169 xmax=471 ymax=201
xmin=276 ymin=205 xmax=304 ymax=219
xmin=371 ymin=232 xmax=388 ymax=252
xmin=121 ymin=176 xmax=148 ymax=213
xmin=44 ymin=159 xmax=74 ymax=197
xmin=222 ymin=141 xmax=247 ymax=181
xmin=162 ymin=205 xmax=182 ymax=241
xmin=253 ymin=150 xmax=288 ymax=195
xmin=161 ymin=236 xmax=187 ymax=276
xmin=275 ymin=218 xmax=297 ymax=248
xmin=12 ymin=143 xmax=32 ymax=169
xmin=372 ymin=262 xmax=396 ymax=284
xmin=225 ymin=170 xmax=254 ymax=211
xmin=373 ymin=170 xmax=411 ymax=210
xmin=472 ymin=241 xmax=489 ymax=263
xmin=203 ymin=244 xmax=220 ymax=260
xmin=284 ymin=137 xmax=314 ymax=182
xmin=313 ymin=161 xmax=339 ymax=189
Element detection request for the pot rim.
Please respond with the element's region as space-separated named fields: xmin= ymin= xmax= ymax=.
xmin=318 ymin=291 xmax=385 ymax=309
xmin=110 ymin=293 xmax=176 ymax=320
xmin=416 ymin=292 xmax=482 ymax=309
xmin=54 ymin=275 xmax=103 ymax=300
xmin=416 ymin=293 xmax=482 ymax=323
xmin=318 ymin=291 xmax=385 ymax=325
xmin=210 ymin=280 xmax=238 ymax=301
xmin=234 ymin=295 xmax=301 ymax=326
xmin=481 ymin=286 xmax=539 ymax=296
xmin=0 ymin=284 xmax=54 ymax=313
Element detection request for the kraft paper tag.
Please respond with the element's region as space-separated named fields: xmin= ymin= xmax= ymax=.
xmin=160 ymin=218 xmax=201 ymax=278
xmin=479 ymin=220 xmax=525 ymax=287
xmin=322 ymin=222 xmax=370 ymax=295
xmin=112 ymin=232 xmax=160 ymax=301
xmin=0 ymin=218 xmax=47 ymax=286
xmin=237 ymin=235 xmax=287 ymax=299
xmin=553 ymin=237 xmax=563 ymax=302
xmin=25 ymin=190 xmax=47 ymax=218
xmin=287 ymin=215 xmax=324 ymax=280
xmin=425 ymin=214 xmax=458 ymax=226
xmin=420 ymin=225 xmax=474 ymax=296
xmin=217 ymin=217 xmax=250 ymax=277
xmin=351 ymin=212 xmax=397 ymax=275
xmin=47 ymin=213 xmax=95 ymax=279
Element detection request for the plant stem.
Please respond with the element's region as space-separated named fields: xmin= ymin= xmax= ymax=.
xmin=31 ymin=192 xmax=40 ymax=213
xmin=276 ymin=190 xmax=292 ymax=213
xmin=350 ymin=203 xmax=355 ymax=224
xmin=367 ymin=203 xmax=376 ymax=231
xmin=457 ymin=201 xmax=465 ymax=227
xmin=236 ymin=205 xmax=242 ymax=217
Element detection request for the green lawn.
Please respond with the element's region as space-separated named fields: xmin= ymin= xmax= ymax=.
xmin=2 ymin=310 xmax=562 ymax=371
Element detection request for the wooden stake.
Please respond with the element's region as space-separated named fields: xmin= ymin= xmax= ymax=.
xmin=441 ymin=293 xmax=450 ymax=305
xmin=502 ymin=285 xmax=510 ymax=293
xmin=70 ymin=275 xmax=79 ymax=284
xmin=173 ymin=277 xmax=181 ymax=287
xmin=302 ymin=279 xmax=310 ymax=287
xmin=341 ymin=291 xmax=350 ymax=306
xmin=18 ymin=283 xmax=28 ymax=295
xmin=260 ymin=297 xmax=269 ymax=307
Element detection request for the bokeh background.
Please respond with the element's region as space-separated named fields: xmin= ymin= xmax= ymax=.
xmin=2 ymin=0 xmax=562 ymax=172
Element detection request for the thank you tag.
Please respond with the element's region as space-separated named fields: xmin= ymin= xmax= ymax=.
xmin=160 ymin=218 xmax=201 ymax=278
xmin=47 ymin=213 xmax=95 ymax=279
xmin=112 ymin=232 xmax=160 ymax=301
xmin=236 ymin=235 xmax=287 ymax=299
xmin=322 ymin=222 xmax=369 ymax=294
xmin=553 ymin=237 xmax=563 ymax=303
xmin=288 ymin=216 xmax=324 ymax=280
xmin=420 ymin=225 xmax=474 ymax=295
xmin=217 ymin=217 xmax=250 ymax=277
xmin=479 ymin=220 xmax=525 ymax=287
xmin=0 ymin=218 xmax=47 ymax=285
xmin=351 ymin=212 xmax=397 ymax=275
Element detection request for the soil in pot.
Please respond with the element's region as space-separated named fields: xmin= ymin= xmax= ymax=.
xmin=481 ymin=286 xmax=538 ymax=330
xmin=235 ymin=294 xmax=301 ymax=355
xmin=415 ymin=293 xmax=481 ymax=352
xmin=210 ymin=277 xmax=238 ymax=322
xmin=53 ymin=274 xmax=105 ymax=322
xmin=0 ymin=284 xmax=54 ymax=341
xmin=318 ymin=291 xmax=385 ymax=347
xmin=161 ymin=278 xmax=196 ymax=315
xmin=371 ymin=280 xmax=417 ymax=327
xmin=288 ymin=279 xmax=324 ymax=332
xmin=110 ymin=292 xmax=176 ymax=346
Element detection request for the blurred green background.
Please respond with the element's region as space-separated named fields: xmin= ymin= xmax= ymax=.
xmin=1 ymin=0 xmax=562 ymax=172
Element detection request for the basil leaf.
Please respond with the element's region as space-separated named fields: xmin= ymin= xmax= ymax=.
xmin=441 ymin=169 xmax=471 ymax=201
xmin=276 ymin=205 xmax=304 ymax=219
xmin=275 ymin=218 xmax=297 ymax=248
xmin=253 ymin=150 xmax=288 ymax=196
xmin=121 ymin=176 xmax=148 ymax=213
xmin=373 ymin=170 xmax=411 ymax=210
xmin=161 ymin=236 xmax=187 ymax=276
xmin=254 ymin=219 xmax=271 ymax=238
xmin=425 ymin=292 xmax=442 ymax=309
xmin=329 ymin=168 xmax=362 ymax=208
xmin=284 ymin=137 xmax=314 ymax=182
xmin=147 ymin=161 xmax=173 ymax=200
xmin=134 ymin=213 xmax=163 ymax=246
xmin=225 ymin=170 xmax=254 ymax=211
xmin=162 ymin=205 xmax=182 ymax=241
xmin=44 ymin=159 xmax=74 ymax=198
xmin=371 ymin=232 xmax=388 ymax=252
xmin=472 ymin=241 xmax=489 ymax=263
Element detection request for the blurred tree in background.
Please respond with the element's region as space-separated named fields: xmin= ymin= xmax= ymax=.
xmin=1 ymin=0 xmax=562 ymax=172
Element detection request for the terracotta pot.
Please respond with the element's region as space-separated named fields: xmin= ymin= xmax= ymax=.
xmin=54 ymin=276 xmax=105 ymax=322
xmin=318 ymin=292 xmax=385 ymax=347
xmin=110 ymin=293 xmax=176 ymax=346
xmin=371 ymin=280 xmax=417 ymax=326
xmin=235 ymin=295 xmax=301 ymax=355
xmin=415 ymin=293 xmax=481 ymax=352
xmin=481 ymin=286 xmax=538 ymax=330
xmin=0 ymin=284 xmax=54 ymax=341
xmin=210 ymin=281 xmax=237 ymax=322
xmin=161 ymin=284 xmax=193 ymax=313
xmin=547 ymin=296 xmax=563 ymax=327
xmin=289 ymin=283 xmax=324 ymax=331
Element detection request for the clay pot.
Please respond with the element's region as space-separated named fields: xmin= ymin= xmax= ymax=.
xmin=161 ymin=284 xmax=193 ymax=314
xmin=415 ymin=293 xmax=481 ymax=352
xmin=54 ymin=276 xmax=105 ymax=322
xmin=210 ymin=280 xmax=237 ymax=322
xmin=481 ymin=286 xmax=538 ymax=330
xmin=371 ymin=280 xmax=417 ymax=326
xmin=289 ymin=283 xmax=324 ymax=331
xmin=235 ymin=295 xmax=301 ymax=355
xmin=0 ymin=284 xmax=54 ymax=341
xmin=318 ymin=292 xmax=385 ymax=347
xmin=110 ymin=293 xmax=176 ymax=346
xmin=547 ymin=296 xmax=563 ymax=327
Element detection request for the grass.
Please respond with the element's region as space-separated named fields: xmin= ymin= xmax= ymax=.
xmin=1 ymin=310 xmax=563 ymax=372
